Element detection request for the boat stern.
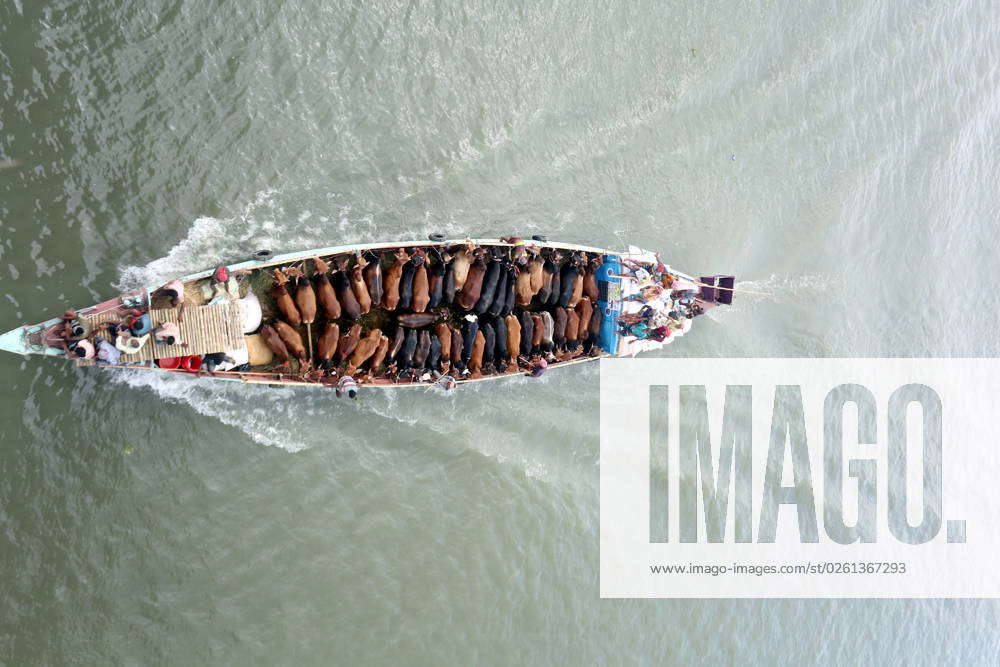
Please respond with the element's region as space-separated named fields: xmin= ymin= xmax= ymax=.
xmin=696 ymin=275 xmax=737 ymax=310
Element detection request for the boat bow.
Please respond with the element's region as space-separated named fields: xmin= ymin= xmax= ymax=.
xmin=0 ymin=326 xmax=26 ymax=355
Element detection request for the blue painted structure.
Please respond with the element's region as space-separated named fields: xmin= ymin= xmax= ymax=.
xmin=595 ymin=255 xmax=623 ymax=355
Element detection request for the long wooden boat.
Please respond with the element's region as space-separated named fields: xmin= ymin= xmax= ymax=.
xmin=0 ymin=237 xmax=734 ymax=391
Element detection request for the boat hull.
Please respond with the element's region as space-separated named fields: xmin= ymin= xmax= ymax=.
xmin=0 ymin=237 xmax=724 ymax=389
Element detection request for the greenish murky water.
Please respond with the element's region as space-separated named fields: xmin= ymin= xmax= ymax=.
xmin=2 ymin=0 xmax=999 ymax=663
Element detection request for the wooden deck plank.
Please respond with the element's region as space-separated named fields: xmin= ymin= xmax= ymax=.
xmin=79 ymin=302 xmax=246 ymax=364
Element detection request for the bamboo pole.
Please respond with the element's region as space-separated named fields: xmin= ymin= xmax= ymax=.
xmin=612 ymin=274 xmax=773 ymax=297
xmin=691 ymin=281 xmax=773 ymax=297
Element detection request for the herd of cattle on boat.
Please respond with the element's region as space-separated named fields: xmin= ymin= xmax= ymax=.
xmin=258 ymin=238 xmax=611 ymax=389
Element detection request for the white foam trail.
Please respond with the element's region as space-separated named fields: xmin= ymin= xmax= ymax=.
xmin=117 ymin=189 xmax=287 ymax=290
xmin=736 ymin=273 xmax=833 ymax=299
xmin=115 ymin=187 xmax=442 ymax=292
xmin=111 ymin=370 xmax=313 ymax=452
xmin=700 ymin=273 xmax=833 ymax=322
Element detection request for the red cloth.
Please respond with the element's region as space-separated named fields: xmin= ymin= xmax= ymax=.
xmin=649 ymin=326 xmax=671 ymax=342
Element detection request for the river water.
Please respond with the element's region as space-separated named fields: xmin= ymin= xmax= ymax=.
xmin=2 ymin=0 xmax=999 ymax=663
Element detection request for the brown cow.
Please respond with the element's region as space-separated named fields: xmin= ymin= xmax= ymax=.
xmin=455 ymin=249 xmax=487 ymax=310
xmin=411 ymin=249 xmax=430 ymax=313
xmin=449 ymin=242 xmax=474 ymax=290
xmin=531 ymin=314 xmax=544 ymax=352
xmin=468 ymin=330 xmax=486 ymax=378
xmin=316 ymin=322 xmax=340 ymax=369
xmin=449 ymin=326 xmax=463 ymax=372
xmin=336 ymin=323 xmax=362 ymax=363
xmin=284 ymin=266 xmax=316 ymax=325
xmin=569 ymin=263 xmax=584 ymax=308
xmin=259 ymin=324 xmax=290 ymax=370
xmin=504 ymin=314 xmax=521 ymax=371
xmin=435 ymin=322 xmax=452 ymax=371
xmin=528 ymin=255 xmax=545 ymax=295
xmin=346 ymin=328 xmax=382 ymax=375
xmin=381 ymin=248 xmax=409 ymax=311
xmin=575 ymin=297 xmax=593 ymax=346
xmin=514 ymin=264 xmax=533 ymax=306
xmin=350 ymin=253 xmax=372 ymax=315
xmin=584 ymin=255 xmax=602 ymax=302
xmin=565 ymin=309 xmax=580 ymax=350
xmin=312 ymin=257 xmax=341 ymax=320
xmin=366 ymin=334 xmax=390 ymax=378
xmin=271 ymin=269 xmax=301 ymax=327
xmin=273 ymin=320 xmax=308 ymax=367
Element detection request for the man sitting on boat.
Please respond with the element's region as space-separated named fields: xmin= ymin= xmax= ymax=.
xmin=153 ymin=321 xmax=185 ymax=347
xmin=115 ymin=330 xmax=149 ymax=355
xmin=61 ymin=338 xmax=95 ymax=360
xmin=623 ymin=283 xmax=664 ymax=303
xmin=618 ymin=311 xmax=671 ymax=342
xmin=94 ymin=336 xmax=121 ymax=366
xmin=336 ymin=375 xmax=358 ymax=399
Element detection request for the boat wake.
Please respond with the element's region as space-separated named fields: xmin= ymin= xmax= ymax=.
xmin=114 ymin=186 xmax=457 ymax=293
xmin=111 ymin=370 xmax=317 ymax=452
xmin=702 ymin=272 xmax=832 ymax=320
xmin=117 ymin=189 xmax=286 ymax=290
xmin=736 ymin=272 xmax=833 ymax=299
xmin=111 ymin=367 xmax=566 ymax=474
xmin=115 ymin=188 xmax=396 ymax=292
